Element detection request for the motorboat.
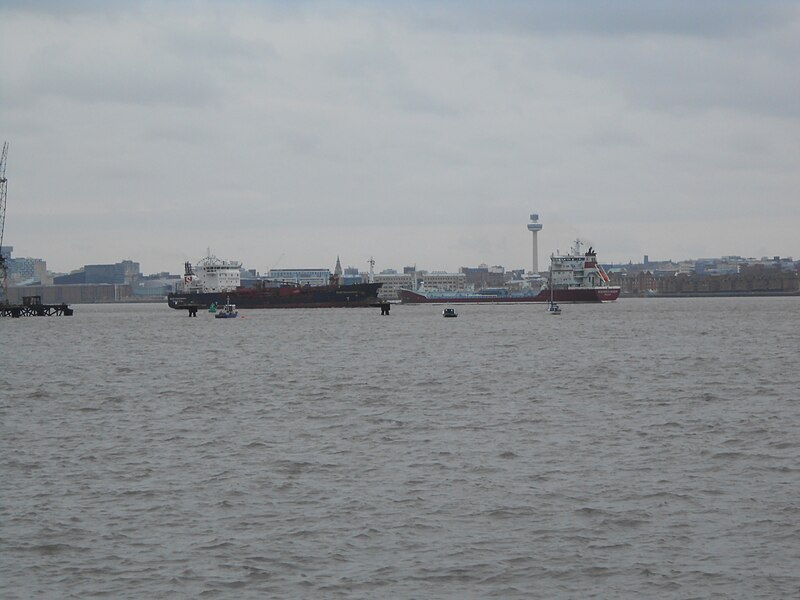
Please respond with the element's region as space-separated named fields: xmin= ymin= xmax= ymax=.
xmin=215 ymin=298 xmax=238 ymax=319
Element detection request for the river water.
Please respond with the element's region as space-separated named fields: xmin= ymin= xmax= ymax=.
xmin=2 ymin=298 xmax=799 ymax=598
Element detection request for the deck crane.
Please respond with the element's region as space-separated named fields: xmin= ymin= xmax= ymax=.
xmin=0 ymin=141 xmax=8 ymax=304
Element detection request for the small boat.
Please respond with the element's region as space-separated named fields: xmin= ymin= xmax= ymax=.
xmin=546 ymin=264 xmax=561 ymax=315
xmin=215 ymin=298 xmax=238 ymax=319
xmin=442 ymin=307 xmax=458 ymax=318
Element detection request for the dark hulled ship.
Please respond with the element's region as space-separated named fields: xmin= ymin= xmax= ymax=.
xmin=167 ymin=254 xmax=382 ymax=310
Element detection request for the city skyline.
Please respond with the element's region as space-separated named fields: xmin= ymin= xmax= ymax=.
xmin=2 ymin=242 xmax=794 ymax=281
xmin=1 ymin=1 xmax=799 ymax=275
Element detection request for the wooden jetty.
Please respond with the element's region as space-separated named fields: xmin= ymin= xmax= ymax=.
xmin=0 ymin=296 xmax=74 ymax=318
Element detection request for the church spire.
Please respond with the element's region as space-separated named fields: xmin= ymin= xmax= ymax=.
xmin=334 ymin=255 xmax=343 ymax=277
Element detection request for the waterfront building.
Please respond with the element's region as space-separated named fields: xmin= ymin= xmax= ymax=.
xmin=267 ymin=268 xmax=331 ymax=286
xmin=53 ymin=260 xmax=141 ymax=286
xmin=135 ymin=273 xmax=181 ymax=299
xmin=609 ymin=270 xmax=658 ymax=296
xmin=8 ymin=256 xmax=50 ymax=285
xmin=374 ymin=271 xmax=414 ymax=301
xmin=659 ymin=266 xmax=798 ymax=295
xmin=460 ymin=264 xmax=506 ymax=289
xmin=610 ymin=262 xmax=798 ymax=296
xmin=342 ymin=266 xmax=365 ymax=286
xmin=417 ymin=271 xmax=467 ymax=291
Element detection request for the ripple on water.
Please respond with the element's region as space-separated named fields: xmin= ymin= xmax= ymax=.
xmin=2 ymin=299 xmax=799 ymax=599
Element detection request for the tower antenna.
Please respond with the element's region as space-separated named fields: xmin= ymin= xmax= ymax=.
xmin=527 ymin=213 xmax=543 ymax=275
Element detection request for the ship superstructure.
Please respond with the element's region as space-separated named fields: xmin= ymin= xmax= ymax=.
xmin=182 ymin=252 xmax=242 ymax=294
xmin=548 ymin=240 xmax=613 ymax=292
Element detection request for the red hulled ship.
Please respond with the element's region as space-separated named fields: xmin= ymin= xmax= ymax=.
xmin=397 ymin=241 xmax=620 ymax=304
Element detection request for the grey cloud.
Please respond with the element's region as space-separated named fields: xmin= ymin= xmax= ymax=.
xmin=1 ymin=0 xmax=797 ymax=272
xmin=28 ymin=62 xmax=222 ymax=108
xmin=4 ymin=1 xmax=794 ymax=39
xmin=162 ymin=25 xmax=277 ymax=64
xmin=554 ymin=31 xmax=800 ymax=117
xmin=408 ymin=0 xmax=793 ymax=38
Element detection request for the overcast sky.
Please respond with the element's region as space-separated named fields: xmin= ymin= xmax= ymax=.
xmin=1 ymin=1 xmax=798 ymax=275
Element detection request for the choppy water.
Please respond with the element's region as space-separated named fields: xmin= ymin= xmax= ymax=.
xmin=2 ymin=298 xmax=799 ymax=599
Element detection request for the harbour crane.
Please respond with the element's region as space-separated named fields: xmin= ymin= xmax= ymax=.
xmin=0 ymin=141 xmax=9 ymax=304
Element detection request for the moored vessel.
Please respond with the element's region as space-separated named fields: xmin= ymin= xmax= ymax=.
xmin=398 ymin=241 xmax=620 ymax=304
xmin=167 ymin=253 xmax=383 ymax=310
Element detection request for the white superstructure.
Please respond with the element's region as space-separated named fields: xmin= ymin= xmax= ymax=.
xmin=182 ymin=253 xmax=242 ymax=293
xmin=548 ymin=240 xmax=612 ymax=289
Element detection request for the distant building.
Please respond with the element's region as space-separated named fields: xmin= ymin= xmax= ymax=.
xmin=267 ymin=268 xmax=330 ymax=286
xmin=374 ymin=272 xmax=414 ymax=300
xmin=86 ymin=260 xmax=140 ymax=285
xmin=54 ymin=260 xmax=141 ymax=286
xmin=53 ymin=270 xmax=87 ymax=285
xmin=610 ymin=259 xmax=798 ymax=297
xmin=374 ymin=268 xmax=467 ymax=300
xmin=8 ymin=256 xmax=51 ymax=285
xmin=460 ymin=265 xmax=506 ymax=289
xmin=134 ymin=273 xmax=181 ymax=298
xmin=659 ymin=266 xmax=798 ymax=295
xmin=342 ymin=266 xmax=365 ymax=286
xmin=420 ymin=271 xmax=467 ymax=291
xmin=375 ymin=265 xmax=510 ymax=300
xmin=609 ymin=270 xmax=658 ymax=295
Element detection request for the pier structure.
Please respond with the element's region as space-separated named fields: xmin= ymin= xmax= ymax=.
xmin=527 ymin=213 xmax=543 ymax=274
xmin=0 ymin=295 xmax=73 ymax=317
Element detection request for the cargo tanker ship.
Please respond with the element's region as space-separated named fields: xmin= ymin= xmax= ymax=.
xmin=167 ymin=254 xmax=382 ymax=310
xmin=398 ymin=242 xmax=620 ymax=304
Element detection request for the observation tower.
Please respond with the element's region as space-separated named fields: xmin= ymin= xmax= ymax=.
xmin=527 ymin=213 xmax=543 ymax=274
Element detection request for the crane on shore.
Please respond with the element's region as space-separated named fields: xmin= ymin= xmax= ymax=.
xmin=0 ymin=141 xmax=9 ymax=304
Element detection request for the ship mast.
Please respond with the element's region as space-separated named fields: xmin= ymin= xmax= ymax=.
xmin=0 ymin=142 xmax=9 ymax=304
